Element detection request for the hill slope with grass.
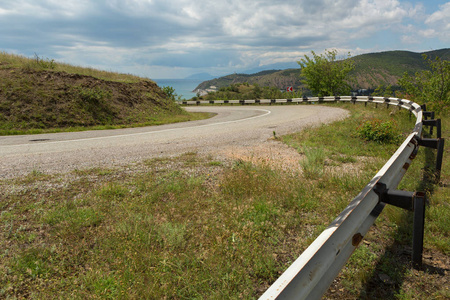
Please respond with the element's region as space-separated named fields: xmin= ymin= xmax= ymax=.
xmin=350 ymin=48 xmax=450 ymax=89
xmin=194 ymin=48 xmax=450 ymax=93
xmin=194 ymin=69 xmax=302 ymax=92
xmin=0 ymin=52 xmax=189 ymax=134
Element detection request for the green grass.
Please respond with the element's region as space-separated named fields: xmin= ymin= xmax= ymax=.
xmin=0 ymin=112 xmax=213 ymax=135
xmin=0 ymin=103 xmax=448 ymax=299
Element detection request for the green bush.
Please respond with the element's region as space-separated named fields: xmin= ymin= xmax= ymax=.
xmin=356 ymin=118 xmax=401 ymax=144
xmin=162 ymin=86 xmax=177 ymax=101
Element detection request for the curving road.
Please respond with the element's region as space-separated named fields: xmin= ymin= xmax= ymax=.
xmin=0 ymin=105 xmax=348 ymax=179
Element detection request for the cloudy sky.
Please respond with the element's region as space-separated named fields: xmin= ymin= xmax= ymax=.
xmin=1 ymin=0 xmax=449 ymax=79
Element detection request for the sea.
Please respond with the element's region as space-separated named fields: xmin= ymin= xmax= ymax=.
xmin=153 ymin=79 xmax=205 ymax=100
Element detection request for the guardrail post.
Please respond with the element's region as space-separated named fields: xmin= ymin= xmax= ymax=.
xmin=423 ymin=118 xmax=442 ymax=138
xmin=422 ymin=117 xmax=444 ymax=182
xmin=415 ymin=135 xmax=445 ymax=183
xmin=374 ymin=183 xmax=427 ymax=269
xmin=412 ymin=192 xmax=426 ymax=269
xmin=422 ymin=111 xmax=435 ymax=135
xmin=421 ymin=104 xmax=427 ymax=113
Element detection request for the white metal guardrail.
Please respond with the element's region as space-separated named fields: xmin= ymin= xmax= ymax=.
xmin=182 ymin=96 xmax=444 ymax=299
xmin=182 ymin=95 xmax=420 ymax=107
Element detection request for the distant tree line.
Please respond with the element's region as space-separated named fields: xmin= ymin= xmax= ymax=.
xmin=192 ymin=83 xmax=302 ymax=101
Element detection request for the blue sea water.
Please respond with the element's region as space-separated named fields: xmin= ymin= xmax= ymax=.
xmin=153 ymin=79 xmax=204 ymax=100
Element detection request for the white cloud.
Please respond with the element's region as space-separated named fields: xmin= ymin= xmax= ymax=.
xmin=425 ymin=2 xmax=450 ymax=23
xmin=424 ymin=2 xmax=450 ymax=40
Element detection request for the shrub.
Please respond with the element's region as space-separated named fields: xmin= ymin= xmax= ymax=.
xmin=162 ymin=86 xmax=177 ymax=101
xmin=25 ymin=53 xmax=57 ymax=70
xmin=356 ymin=118 xmax=400 ymax=144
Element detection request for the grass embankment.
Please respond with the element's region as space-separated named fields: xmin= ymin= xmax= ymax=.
xmin=0 ymin=103 xmax=448 ymax=299
xmin=0 ymin=52 xmax=209 ymax=135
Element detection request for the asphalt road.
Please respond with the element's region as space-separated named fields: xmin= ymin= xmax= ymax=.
xmin=0 ymin=105 xmax=348 ymax=179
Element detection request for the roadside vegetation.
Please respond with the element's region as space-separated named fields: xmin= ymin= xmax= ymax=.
xmin=298 ymin=49 xmax=355 ymax=96
xmin=398 ymin=54 xmax=450 ymax=112
xmin=0 ymin=52 xmax=209 ymax=135
xmin=1 ymin=103 xmax=448 ymax=299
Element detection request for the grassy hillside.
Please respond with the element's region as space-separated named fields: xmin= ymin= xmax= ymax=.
xmin=194 ymin=48 xmax=450 ymax=94
xmin=194 ymin=69 xmax=302 ymax=92
xmin=350 ymin=48 xmax=450 ymax=88
xmin=0 ymin=52 xmax=203 ymax=134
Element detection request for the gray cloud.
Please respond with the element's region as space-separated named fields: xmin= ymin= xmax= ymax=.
xmin=0 ymin=0 xmax=447 ymax=78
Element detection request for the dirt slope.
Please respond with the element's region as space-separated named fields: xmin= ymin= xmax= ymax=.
xmin=0 ymin=68 xmax=183 ymax=130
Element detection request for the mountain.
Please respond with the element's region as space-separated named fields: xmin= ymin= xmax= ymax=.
xmin=350 ymin=49 xmax=450 ymax=89
xmin=194 ymin=69 xmax=302 ymax=92
xmin=240 ymin=61 xmax=300 ymax=74
xmin=194 ymin=48 xmax=450 ymax=92
xmin=184 ymin=72 xmax=215 ymax=80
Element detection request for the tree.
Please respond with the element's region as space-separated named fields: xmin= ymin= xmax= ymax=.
xmin=297 ymin=49 xmax=355 ymax=96
xmin=162 ymin=86 xmax=178 ymax=101
xmin=398 ymin=55 xmax=450 ymax=112
xmin=372 ymin=84 xmax=394 ymax=97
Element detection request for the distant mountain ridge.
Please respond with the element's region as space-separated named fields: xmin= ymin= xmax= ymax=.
xmin=184 ymin=72 xmax=215 ymax=80
xmin=194 ymin=48 xmax=450 ymax=93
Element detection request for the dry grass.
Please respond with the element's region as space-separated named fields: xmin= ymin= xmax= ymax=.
xmin=0 ymin=51 xmax=145 ymax=83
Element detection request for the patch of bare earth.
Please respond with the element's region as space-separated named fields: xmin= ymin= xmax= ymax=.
xmin=215 ymin=138 xmax=373 ymax=178
xmin=215 ymin=139 xmax=304 ymax=172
